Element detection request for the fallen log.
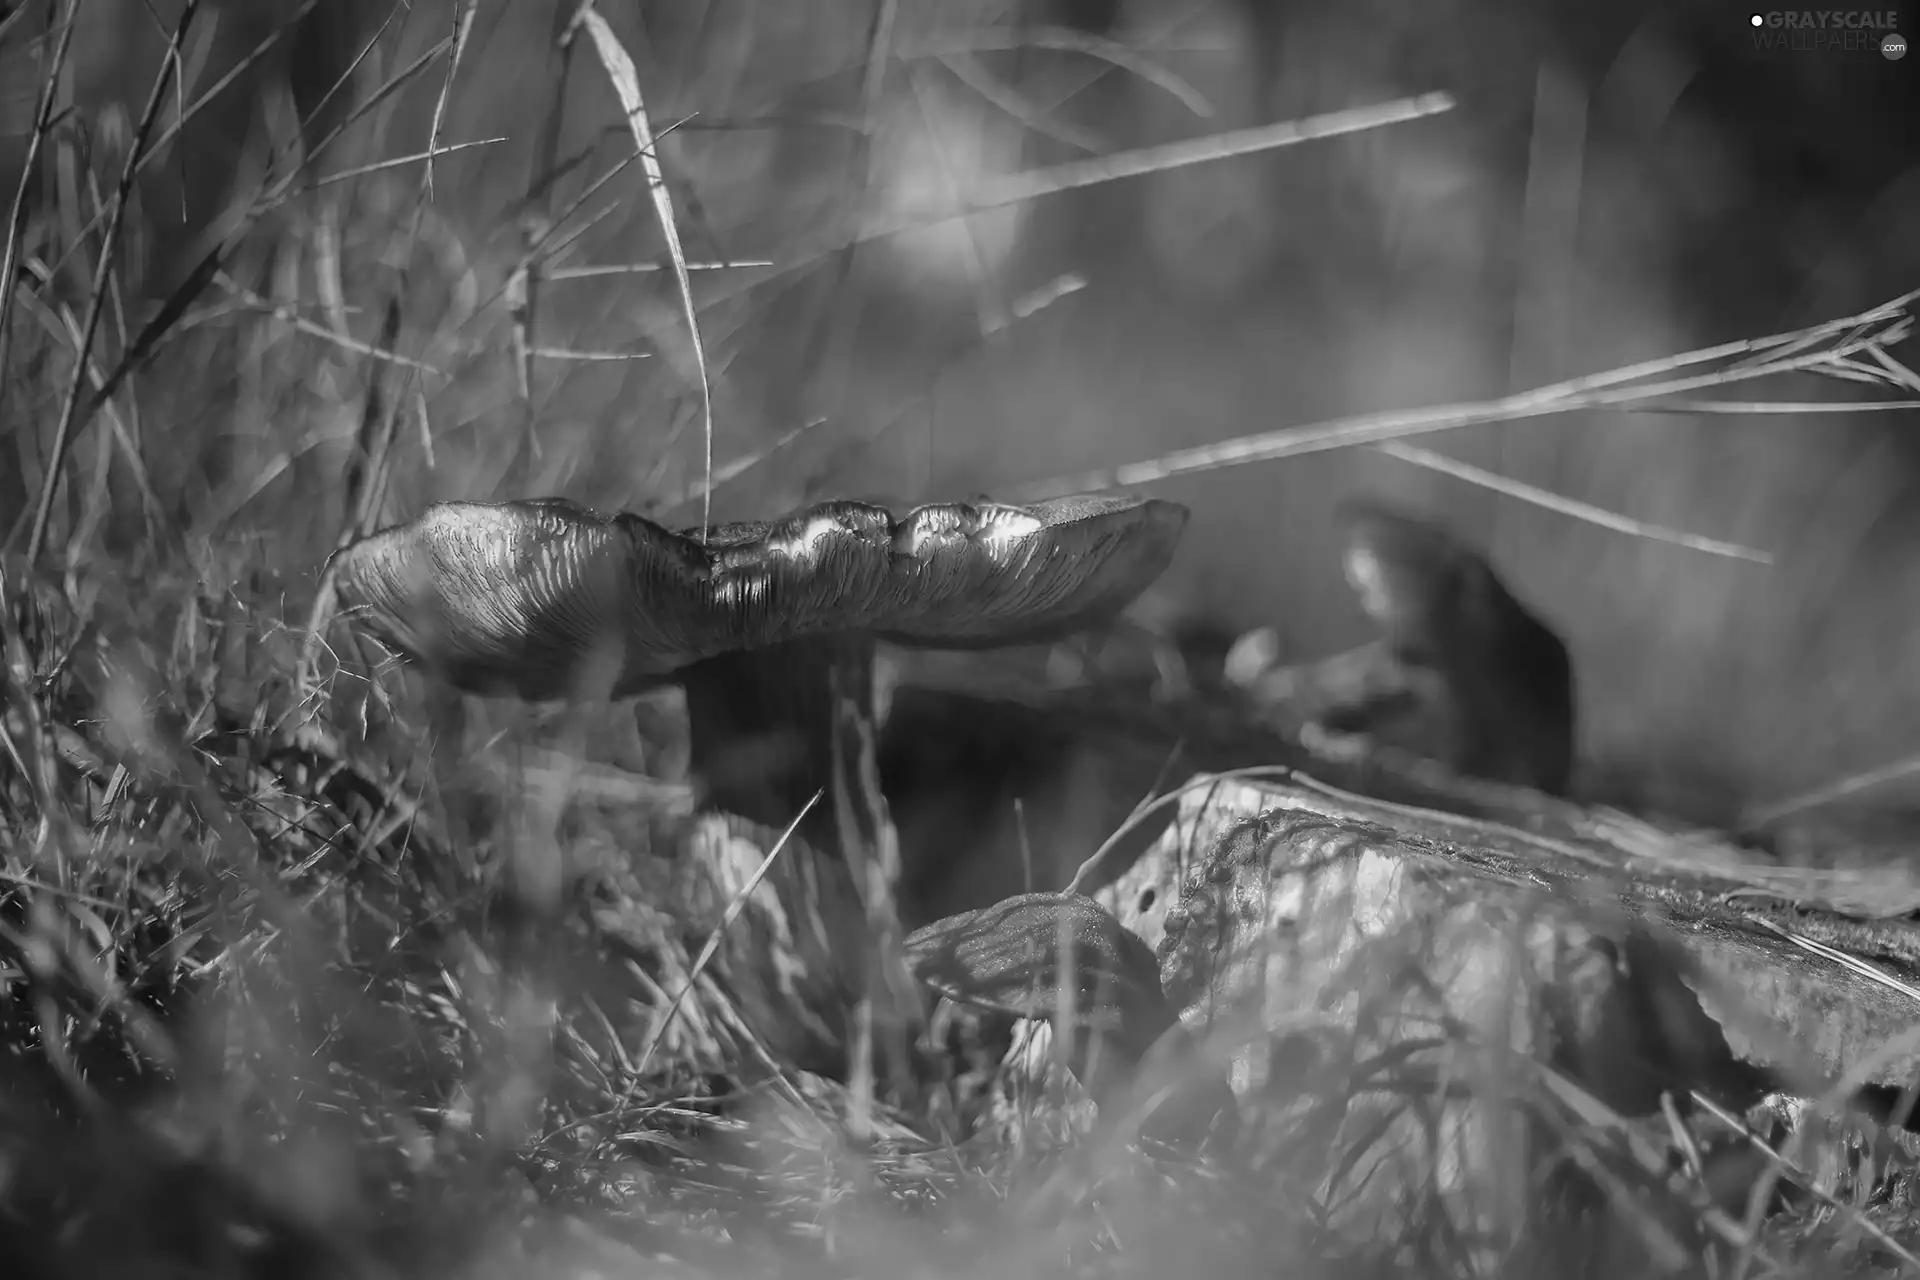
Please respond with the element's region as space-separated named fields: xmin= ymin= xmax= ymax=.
xmin=976 ymin=772 xmax=1914 ymax=1262
xmin=1091 ymin=774 xmax=1920 ymax=1097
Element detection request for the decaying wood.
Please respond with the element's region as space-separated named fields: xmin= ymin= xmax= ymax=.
xmin=1093 ymin=775 xmax=1920 ymax=1096
xmin=1036 ymin=772 xmax=1920 ymax=1256
xmin=632 ymin=647 xmax=1920 ymax=1162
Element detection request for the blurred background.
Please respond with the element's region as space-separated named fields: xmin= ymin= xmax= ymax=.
xmin=5 ymin=0 xmax=1920 ymax=830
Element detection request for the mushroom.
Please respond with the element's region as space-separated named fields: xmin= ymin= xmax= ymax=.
xmin=1227 ymin=498 xmax=1576 ymax=795
xmin=902 ymin=891 xmax=1235 ymax=1149
xmin=327 ymin=491 xmax=1189 ymax=837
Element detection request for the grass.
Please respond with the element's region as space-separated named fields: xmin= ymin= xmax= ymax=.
xmin=4 ymin=3 xmax=1920 ymax=1277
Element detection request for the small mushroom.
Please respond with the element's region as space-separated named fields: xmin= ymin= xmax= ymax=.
xmin=902 ymin=892 xmax=1235 ymax=1148
xmin=1228 ymin=499 xmax=1575 ymax=794
xmin=328 ymin=492 xmax=1188 ymax=832
xmin=1335 ymin=498 xmax=1575 ymax=793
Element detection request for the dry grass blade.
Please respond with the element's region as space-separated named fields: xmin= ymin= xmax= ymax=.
xmin=0 ymin=2 xmax=32 ymax=46
xmin=546 ymin=258 xmax=773 ymax=278
xmin=254 ymin=33 xmax=459 ymax=220
xmin=1062 ymin=764 xmax=1303 ymax=895
xmin=1634 ymin=397 xmax=1920 ymax=414
xmin=1532 ymin=1062 xmax=1760 ymax=1269
xmin=1865 ymin=343 xmax=1920 ymax=390
xmin=1371 ymin=441 xmax=1774 ymax=564
xmin=219 ymin=275 xmax=444 ymax=374
xmin=682 ymin=93 xmax=1456 ymax=329
xmin=937 ymin=51 xmax=1105 ymax=154
xmin=1739 ymin=750 xmax=1920 ymax=829
xmin=1742 ymin=915 xmax=1920 ymax=1005
xmin=651 ymin=417 xmax=828 ymax=513
xmin=42 ymin=0 xmax=325 ymax=279
xmin=25 ymin=0 xmax=200 ymax=568
xmin=526 ymin=346 xmax=651 ymax=362
xmin=574 ymin=5 xmax=716 ymax=539
xmin=1690 ymin=1092 xmax=1920 ymax=1273
xmin=426 ymin=0 xmax=478 ymax=201
xmin=895 ymin=25 xmax=1216 ymax=119
xmin=1012 ymin=287 xmax=1920 ymax=500
xmin=1734 ymin=1018 xmax=1920 ymax=1271
xmin=628 ymin=789 xmax=824 ymax=1085
xmin=864 ymin=91 xmax=1455 ymax=237
xmin=308 ymin=136 xmax=507 ymax=189
xmin=11 ymin=275 xmax=164 ymax=531
xmin=0 ymin=0 xmax=80 ymax=392
xmin=70 ymin=236 xmax=226 ymax=448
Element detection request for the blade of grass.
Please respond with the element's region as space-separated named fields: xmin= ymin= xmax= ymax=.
xmin=11 ymin=275 xmax=163 ymax=536
xmin=628 ymin=790 xmax=824 ymax=1086
xmin=903 ymin=25 xmax=1214 ymax=119
xmin=1010 ymin=291 xmax=1918 ymax=500
xmin=307 ymin=136 xmax=507 ymax=190
xmin=25 ymin=0 xmax=199 ymax=568
xmin=1063 ymin=764 xmax=1305 ymax=896
xmin=573 ymin=5 xmax=715 ymax=539
xmin=675 ymin=92 xmax=1458 ymax=334
xmin=525 ymin=346 xmax=651 ymax=362
xmin=218 ymin=274 xmax=445 ymax=373
xmin=0 ymin=0 xmax=79 ymax=394
xmin=1739 ymin=750 xmax=1920 ymax=830
xmin=1370 ymin=440 xmax=1773 ymax=565
xmin=41 ymin=0 xmax=325 ymax=283
xmin=424 ymin=0 xmax=477 ymax=201
xmin=546 ymin=258 xmax=773 ymax=278
xmin=33 ymin=15 xmax=463 ymax=518
xmin=1690 ymin=1091 xmax=1920 ymax=1273
xmin=1631 ymin=397 xmax=1920 ymax=414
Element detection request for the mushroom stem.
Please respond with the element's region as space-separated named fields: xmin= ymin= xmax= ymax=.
xmin=677 ymin=635 xmax=878 ymax=839
xmin=679 ymin=634 xmax=925 ymax=1091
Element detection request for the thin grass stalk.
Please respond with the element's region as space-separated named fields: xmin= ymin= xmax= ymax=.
xmin=41 ymin=0 xmax=325 ymax=284
xmin=572 ymin=4 xmax=715 ymax=538
xmin=1009 ymin=290 xmax=1918 ymax=502
xmin=0 ymin=0 xmax=81 ymax=398
xmin=25 ymin=0 xmax=199 ymax=568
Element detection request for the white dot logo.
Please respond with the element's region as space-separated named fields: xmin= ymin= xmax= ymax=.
xmin=1750 ymin=12 xmax=1764 ymax=25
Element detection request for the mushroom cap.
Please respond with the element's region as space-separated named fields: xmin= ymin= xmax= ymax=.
xmin=1333 ymin=498 xmax=1540 ymax=663
xmin=1334 ymin=497 xmax=1578 ymax=792
xmin=328 ymin=493 xmax=1188 ymax=701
